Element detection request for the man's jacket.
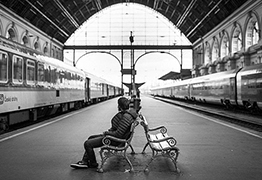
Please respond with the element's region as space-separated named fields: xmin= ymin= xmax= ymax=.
xmin=104 ymin=108 xmax=138 ymax=139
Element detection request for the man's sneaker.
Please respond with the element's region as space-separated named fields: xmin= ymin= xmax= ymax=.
xmin=70 ymin=161 xmax=88 ymax=169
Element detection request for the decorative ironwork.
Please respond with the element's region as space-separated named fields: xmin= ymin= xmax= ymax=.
xmin=97 ymin=119 xmax=139 ymax=173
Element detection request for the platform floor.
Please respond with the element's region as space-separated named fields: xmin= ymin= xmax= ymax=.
xmin=1 ymin=95 xmax=262 ymax=180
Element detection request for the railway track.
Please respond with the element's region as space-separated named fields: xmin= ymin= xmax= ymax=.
xmin=153 ymin=96 xmax=262 ymax=132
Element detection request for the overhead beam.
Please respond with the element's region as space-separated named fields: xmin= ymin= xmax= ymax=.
xmin=153 ymin=0 xmax=160 ymax=10
xmin=63 ymin=45 xmax=192 ymax=50
xmin=93 ymin=0 xmax=102 ymax=10
xmin=25 ymin=0 xmax=69 ymax=37
xmin=176 ymin=0 xmax=197 ymax=28
xmin=54 ymin=0 xmax=79 ymax=28
xmin=187 ymin=0 xmax=224 ymax=38
xmin=170 ymin=0 xmax=181 ymax=19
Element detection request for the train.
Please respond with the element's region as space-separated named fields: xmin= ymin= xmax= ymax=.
xmin=151 ymin=63 xmax=262 ymax=111
xmin=0 ymin=39 xmax=122 ymax=130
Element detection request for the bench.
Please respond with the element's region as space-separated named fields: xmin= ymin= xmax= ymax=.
xmin=97 ymin=119 xmax=140 ymax=173
xmin=140 ymin=115 xmax=180 ymax=173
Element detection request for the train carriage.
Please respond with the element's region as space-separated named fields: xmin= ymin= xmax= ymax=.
xmin=171 ymin=79 xmax=191 ymax=99
xmin=83 ymin=72 xmax=112 ymax=103
xmin=0 ymin=44 xmax=86 ymax=124
xmin=115 ymin=86 xmax=122 ymax=96
xmin=101 ymin=78 xmax=122 ymax=99
xmin=237 ymin=63 xmax=262 ymax=109
xmin=0 ymin=39 xmax=123 ymax=130
xmin=189 ymin=69 xmax=239 ymax=105
xmin=107 ymin=85 xmax=115 ymax=98
xmin=151 ymin=63 xmax=262 ymax=111
xmin=151 ymin=84 xmax=171 ymax=97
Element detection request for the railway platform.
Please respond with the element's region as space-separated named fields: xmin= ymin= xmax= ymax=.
xmin=0 ymin=95 xmax=262 ymax=180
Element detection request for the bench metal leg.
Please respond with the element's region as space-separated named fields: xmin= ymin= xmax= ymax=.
xmin=97 ymin=149 xmax=108 ymax=173
xmin=144 ymin=149 xmax=180 ymax=173
xmin=129 ymin=144 xmax=136 ymax=154
xmin=168 ymin=149 xmax=180 ymax=173
xmin=124 ymin=150 xmax=134 ymax=172
xmin=141 ymin=142 xmax=149 ymax=154
xmin=144 ymin=150 xmax=156 ymax=172
xmin=97 ymin=148 xmax=134 ymax=173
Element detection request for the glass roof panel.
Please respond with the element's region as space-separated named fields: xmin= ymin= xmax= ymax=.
xmin=65 ymin=3 xmax=191 ymax=46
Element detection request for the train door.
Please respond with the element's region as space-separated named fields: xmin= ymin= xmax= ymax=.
xmin=106 ymin=84 xmax=109 ymax=98
xmin=102 ymin=83 xmax=108 ymax=98
xmin=187 ymin=84 xmax=190 ymax=100
xmin=85 ymin=77 xmax=90 ymax=103
xmin=229 ymin=77 xmax=238 ymax=106
xmin=102 ymin=83 xmax=104 ymax=95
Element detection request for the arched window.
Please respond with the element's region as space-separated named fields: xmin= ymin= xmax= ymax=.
xmin=44 ymin=46 xmax=48 ymax=54
xmin=204 ymin=42 xmax=211 ymax=65
xmin=34 ymin=41 xmax=39 ymax=50
xmin=6 ymin=28 xmax=17 ymax=42
xmin=232 ymin=23 xmax=242 ymax=54
xmin=22 ymin=35 xmax=30 ymax=47
xmin=211 ymin=37 xmax=219 ymax=63
xmin=33 ymin=37 xmax=40 ymax=51
xmin=43 ymin=42 xmax=49 ymax=55
xmin=0 ymin=21 xmax=2 ymax=36
xmin=52 ymin=48 xmax=55 ymax=57
xmin=220 ymin=31 xmax=229 ymax=58
xmin=246 ymin=16 xmax=259 ymax=49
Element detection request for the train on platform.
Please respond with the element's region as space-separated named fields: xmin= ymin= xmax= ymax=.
xmin=0 ymin=39 xmax=122 ymax=131
xmin=151 ymin=63 xmax=262 ymax=112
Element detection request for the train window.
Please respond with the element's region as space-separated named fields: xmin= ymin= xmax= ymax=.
xmin=59 ymin=70 xmax=64 ymax=84
xmin=102 ymin=84 xmax=105 ymax=95
xmin=37 ymin=63 xmax=45 ymax=83
xmin=53 ymin=68 xmax=59 ymax=84
xmin=257 ymin=78 xmax=262 ymax=88
xmin=26 ymin=59 xmax=36 ymax=85
xmin=12 ymin=55 xmax=23 ymax=84
xmin=248 ymin=79 xmax=256 ymax=88
xmin=44 ymin=66 xmax=50 ymax=83
xmin=0 ymin=51 xmax=8 ymax=83
xmin=50 ymin=67 xmax=56 ymax=84
xmin=66 ymin=71 xmax=71 ymax=80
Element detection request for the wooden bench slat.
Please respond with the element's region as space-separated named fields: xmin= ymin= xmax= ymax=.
xmin=148 ymin=133 xmax=168 ymax=140
xmin=156 ymin=133 xmax=167 ymax=139
xmin=149 ymin=141 xmax=171 ymax=151
xmin=159 ymin=141 xmax=170 ymax=149
xmin=148 ymin=134 xmax=158 ymax=141
xmin=150 ymin=142 xmax=162 ymax=150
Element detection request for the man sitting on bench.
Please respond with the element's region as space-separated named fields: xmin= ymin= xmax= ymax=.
xmin=70 ymin=97 xmax=138 ymax=169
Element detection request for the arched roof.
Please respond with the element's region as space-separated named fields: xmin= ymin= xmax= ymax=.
xmin=0 ymin=0 xmax=248 ymax=44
